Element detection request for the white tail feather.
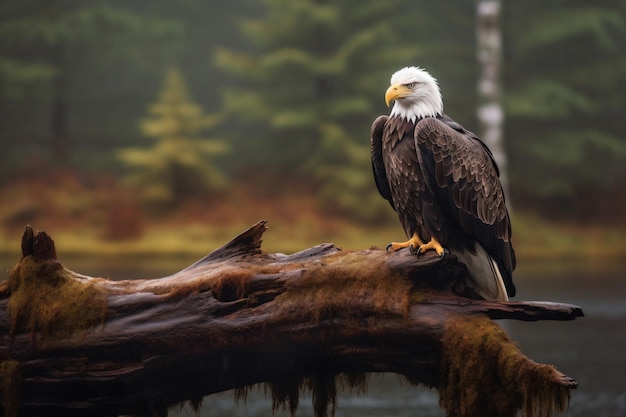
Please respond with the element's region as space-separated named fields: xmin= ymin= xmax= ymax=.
xmin=450 ymin=243 xmax=508 ymax=301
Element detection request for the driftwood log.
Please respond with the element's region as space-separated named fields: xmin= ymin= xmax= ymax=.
xmin=0 ymin=221 xmax=582 ymax=417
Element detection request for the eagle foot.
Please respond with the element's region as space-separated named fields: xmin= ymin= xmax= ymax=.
xmin=386 ymin=233 xmax=423 ymax=253
xmin=409 ymin=237 xmax=447 ymax=258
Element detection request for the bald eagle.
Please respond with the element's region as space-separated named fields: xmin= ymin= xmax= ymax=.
xmin=370 ymin=66 xmax=515 ymax=301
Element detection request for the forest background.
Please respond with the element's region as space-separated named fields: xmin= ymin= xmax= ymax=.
xmin=1 ymin=0 xmax=625 ymax=260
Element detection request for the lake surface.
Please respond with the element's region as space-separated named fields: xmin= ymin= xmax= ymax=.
xmin=1 ymin=255 xmax=624 ymax=417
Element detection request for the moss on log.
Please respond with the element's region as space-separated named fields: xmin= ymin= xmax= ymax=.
xmin=7 ymin=256 xmax=107 ymax=340
xmin=439 ymin=315 xmax=572 ymax=417
xmin=0 ymin=222 xmax=582 ymax=417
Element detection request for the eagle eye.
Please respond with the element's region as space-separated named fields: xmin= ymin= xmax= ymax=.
xmin=406 ymin=82 xmax=417 ymax=89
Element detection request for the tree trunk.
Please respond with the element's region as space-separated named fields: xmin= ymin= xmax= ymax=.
xmin=476 ymin=0 xmax=508 ymax=196
xmin=0 ymin=221 xmax=582 ymax=417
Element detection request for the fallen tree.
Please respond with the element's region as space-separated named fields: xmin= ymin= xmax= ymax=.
xmin=0 ymin=221 xmax=582 ymax=417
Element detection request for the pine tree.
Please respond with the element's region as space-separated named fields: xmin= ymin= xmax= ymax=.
xmin=0 ymin=1 xmax=183 ymax=162
xmin=215 ymin=0 xmax=423 ymax=219
xmin=118 ymin=69 xmax=228 ymax=208
xmin=503 ymin=0 xmax=626 ymax=216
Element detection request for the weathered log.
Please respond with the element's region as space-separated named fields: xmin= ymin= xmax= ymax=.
xmin=0 ymin=221 xmax=583 ymax=417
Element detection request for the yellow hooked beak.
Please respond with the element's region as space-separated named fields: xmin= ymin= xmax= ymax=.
xmin=385 ymin=83 xmax=411 ymax=107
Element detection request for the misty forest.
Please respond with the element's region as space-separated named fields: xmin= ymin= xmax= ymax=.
xmin=1 ymin=0 xmax=626 ymax=253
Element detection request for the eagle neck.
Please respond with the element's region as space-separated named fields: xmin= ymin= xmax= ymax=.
xmin=390 ymin=99 xmax=443 ymax=123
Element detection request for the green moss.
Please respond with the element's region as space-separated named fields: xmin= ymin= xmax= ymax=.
xmin=0 ymin=360 xmax=20 ymax=417
xmin=278 ymin=250 xmax=412 ymax=323
xmin=7 ymin=256 xmax=108 ymax=340
xmin=438 ymin=314 xmax=571 ymax=417
xmin=253 ymin=250 xmax=413 ymax=417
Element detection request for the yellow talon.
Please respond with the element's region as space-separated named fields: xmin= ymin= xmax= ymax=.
xmin=417 ymin=237 xmax=446 ymax=257
xmin=386 ymin=233 xmax=424 ymax=253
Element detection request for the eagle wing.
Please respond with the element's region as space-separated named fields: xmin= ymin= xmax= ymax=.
xmin=370 ymin=115 xmax=395 ymax=210
xmin=414 ymin=117 xmax=516 ymax=296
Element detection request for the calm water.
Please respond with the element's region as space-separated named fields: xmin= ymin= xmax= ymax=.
xmin=1 ymin=256 xmax=624 ymax=417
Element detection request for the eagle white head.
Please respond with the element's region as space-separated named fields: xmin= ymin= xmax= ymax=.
xmin=385 ymin=66 xmax=443 ymax=122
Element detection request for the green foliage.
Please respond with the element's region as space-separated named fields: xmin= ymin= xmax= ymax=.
xmin=506 ymin=80 xmax=594 ymax=119
xmin=308 ymin=122 xmax=391 ymax=220
xmin=515 ymin=7 xmax=625 ymax=51
xmin=0 ymin=1 xmax=185 ymax=166
xmin=118 ymin=69 xmax=229 ymax=207
xmin=0 ymin=3 xmax=184 ymax=100
xmin=0 ymin=58 xmax=56 ymax=100
xmin=2 ymin=1 xmax=626 ymax=222
xmin=505 ymin=0 xmax=626 ymax=208
xmin=216 ymin=0 xmax=423 ymax=219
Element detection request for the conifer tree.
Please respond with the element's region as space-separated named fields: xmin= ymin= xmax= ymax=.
xmin=215 ymin=0 xmax=423 ymax=219
xmin=503 ymin=1 xmax=626 ymax=215
xmin=0 ymin=1 xmax=183 ymax=162
xmin=118 ymin=69 xmax=228 ymax=208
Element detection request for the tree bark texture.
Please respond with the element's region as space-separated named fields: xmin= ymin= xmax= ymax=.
xmin=0 ymin=221 xmax=582 ymax=417
xmin=476 ymin=0 xmax=508 ymax=195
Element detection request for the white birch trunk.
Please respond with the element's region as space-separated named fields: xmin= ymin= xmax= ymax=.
xmin=476 ymin=0 xmax=509 ymax=198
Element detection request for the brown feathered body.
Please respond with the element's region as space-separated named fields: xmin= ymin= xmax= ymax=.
xmin=371 ymin=114 xmax=516 ymax=300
